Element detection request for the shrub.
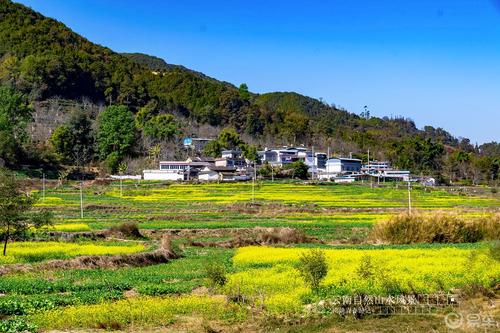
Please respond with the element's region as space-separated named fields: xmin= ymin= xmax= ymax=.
xmin=489 ymin=241 xmax=500 ymax=261
xmin=109 ymin=222 xmax=143 ymax=239
xmin=297 ymin=249 xmax=328 ymax=291
xmin=356 ymin=255 xmax=375 ymax=279
xmin=0 ymin=317 xmax=37 ymax=333
xmin=371 ymin=213 xmax=499 ymax=244
xmin=204 ymin=262 xmax=227 ymax=288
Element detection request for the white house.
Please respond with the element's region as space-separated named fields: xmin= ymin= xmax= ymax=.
xmin=326 ymin=158 xmax=362 ymax=174
xmin=143 ymin=161 xmax=190 ymax=181
xmin=198 ymin=166 xmax=238 ymax=182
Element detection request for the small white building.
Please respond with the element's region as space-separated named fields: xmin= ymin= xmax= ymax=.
xmin=326 ymin=158 xmax=362 ymax=174
xmin=143 ymin=161 xmax=190 ymax=181
xmin=143 ymin=170 xmax=184 ymax=181
xmin=197 ymin=166 xmax=238 ymax=182
xmin=198 ymin=168 xmax=220 ymax=181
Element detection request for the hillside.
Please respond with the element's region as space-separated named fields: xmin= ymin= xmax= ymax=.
xmin=0 ymin=0 xmax=498 ymax=183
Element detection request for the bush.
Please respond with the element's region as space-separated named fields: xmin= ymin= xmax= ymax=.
xmin=371 ymin=213 xmax=500 ymax=244
xmin=108 ymin=222 xmax=143 ymax=239
xmin=103 ymin=152 xmax=120 ymax=174
xmin=0 ymin=317 xmax=37 ymax=333
xmin=489 ymin=241 xmax=500 ymax=261
xmin=204 ymin=262 xmax=227 ymax=288
xmin=356 ymin=255 xmax=375 ymax=279
xmin=297 ymin=249 xmax=328 ymax=291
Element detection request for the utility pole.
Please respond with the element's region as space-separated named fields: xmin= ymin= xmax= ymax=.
xmin=271 ymin=165 xmax=274 ymax=182
xmin=311 ymin=146 xmax=315 ymax=181
xmin=42 ymin=173 xmax=46 ymax=201
xmin=80 ymin=180 xmax=84 ymax=219
xmin=120 ymin=177 xmax=123 ymax=197
xmin=252 ymin=162 xmax=256 ymax=204
xmin=407 ymin=181 xmax=412 ymax=215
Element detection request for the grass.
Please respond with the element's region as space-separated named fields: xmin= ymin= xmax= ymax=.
xmin=0 ymin=241 xmax=145 ymax=265
xmin=0 ymin=247 xmax=232 ymax=317
xmin=33 ymin=181 xmax=500 ymax=242
xmin=1 ymin=181 xmax=498 ymax=331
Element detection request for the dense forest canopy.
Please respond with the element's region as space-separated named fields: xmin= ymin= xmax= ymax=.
xmin=0 ymin=0 xmax=498 ymax=183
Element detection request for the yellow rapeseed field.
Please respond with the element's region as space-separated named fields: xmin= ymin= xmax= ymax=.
xmin=31 ymin=295 xmax=246 ymax=330
xmin=0 ymin=241 xmax=145 ymax=264
xmin=227 ymin=245 xmax=499 ymax=313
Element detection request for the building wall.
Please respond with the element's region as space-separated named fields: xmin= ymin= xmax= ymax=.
xmin=143 ymin=170 xmax=184 ymax=181
xmin=199 ymin=172 xmax=219 ymax=181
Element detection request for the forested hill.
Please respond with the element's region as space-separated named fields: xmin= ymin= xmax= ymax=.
xmin=0 ymin=0 xmax=498 ymax=183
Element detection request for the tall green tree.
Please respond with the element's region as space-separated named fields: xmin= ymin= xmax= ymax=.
xmin=0 ymin=86 xmax=31 ymax=164
xmin=0 ymin=169 xmax=52 ymax=255
xmin=50 ymin=110 xmax=94 ymax=164
xmin=238 ymin=83 xmax=250 ymax=100
xmin=143 ymin=114 xmax=178 ymax=141
xmin=96 ymin=105 xmax=135 ymax=160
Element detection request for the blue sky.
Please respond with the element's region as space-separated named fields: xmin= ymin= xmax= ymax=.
xmin=16 ymin=0 xmax=500 ymax=144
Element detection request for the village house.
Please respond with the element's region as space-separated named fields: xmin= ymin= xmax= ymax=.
xmin=326 ymin=157 xmax=362 ymax=174
xmin=198 ymin=166 xmax=238 ymax=181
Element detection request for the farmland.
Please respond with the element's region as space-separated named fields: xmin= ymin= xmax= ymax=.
xmin=1 ymin=181 xmax=499 ymax=332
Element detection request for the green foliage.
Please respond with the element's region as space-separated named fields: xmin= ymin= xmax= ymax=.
xmin=96 ymin=105 xmax=135 ymax=160
xmin=0 ymin=0 xmax=498 ymax=181
xmin=0 ymin=85 xmax=31 ymax=164
xmin=0 ymin=317 xmax=37 ymax=333
xmin=203 ymin=128 xmax=247 ymax=158
xmin=297 ymin=249 xmax=328 ymax=291
xmin=356 ymin=255 xmax=375 ymax=279
xmin=50 ymin=110 xmax=93 ymax=164
xmin=288 ymin=161 xmax=309 ymax=180
xmin=218 ymin=128 xmax=245 ymax=150
xmin=104 ymin=152 xmax=121 ymax=174
xmin=389 ymin=136 xmax=444 ymax=173
xmin=204 ymin=261 xmax=227 ymax=288
xmin=243 ymin=145 xmax=259 ymax=162
xmin=238 ymin=83 xmax=250 ymax=100
xmin=203 ymin=140 xmax=222 ymax=158
xmin=143 ymin=114 xmax=178 ymax=141
xmin=0 ymin=168 xmax=52 ymax=255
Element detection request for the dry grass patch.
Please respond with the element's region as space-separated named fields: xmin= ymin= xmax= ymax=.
xmin=371 ymin=213 xmax=500 ymax=244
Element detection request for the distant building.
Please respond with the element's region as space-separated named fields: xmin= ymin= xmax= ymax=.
xmin=257 ymin=147 xmax=307 ymax=167
xmin=215 ymin=157 xmax=247 ymax=169
xmin=362 ymin=161 xmax=391 ymax=174
xmin=198 ymin=166 xmax=238 ymax=181
xmin=143 ymin=161 xmax=190 ymax=181
xmin=183 ymin=137 xmax=213 ymax=151
xmin=379 ymin=170 xmax=411 ymax=181
xmin=326 ymin=158 xmax=362 ymax=174
xmin=221 ymin=149 xmax=243 ymax=159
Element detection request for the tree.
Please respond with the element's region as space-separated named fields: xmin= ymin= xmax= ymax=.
xmin=50 ymin=110 xmax=94 ymax=164
xmin=289 ymin=161 xmax=309 ymax=180
xmin=96 ymin=105 xmax=135 ymax=161
xmin=0 ymin=86 xmax=32 ymax=164
xmin=0 ymin=169 xmax=52 ymax=255
xmin=218 ymin=128 xmax=244 ymax=150
xmin=243 ymin=145 xmax=259 ymax=163
xmin=203 ymin=140 xmax=222 ymax=158
xmin=238 ymin=83 xmax=250 ymax=100
xmin=143 ymin=114 xmax=178 ymax=141
xmin=297 ymin=249 xmax=328 ymax=291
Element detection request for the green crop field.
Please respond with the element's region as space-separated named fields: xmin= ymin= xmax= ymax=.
xmin=1 ymin=181 xmax=499 ymax=332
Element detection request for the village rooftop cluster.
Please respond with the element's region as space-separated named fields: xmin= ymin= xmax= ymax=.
xmin=136 ymin=138 xmax=421 ymax=184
